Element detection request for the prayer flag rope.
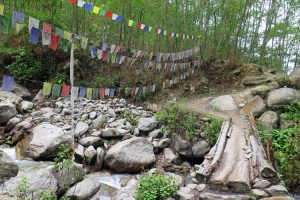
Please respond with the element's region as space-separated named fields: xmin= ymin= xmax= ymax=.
xmin=67 ymin=0 xmax=200 ymax=41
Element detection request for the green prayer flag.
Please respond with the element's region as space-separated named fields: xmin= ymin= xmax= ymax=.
xmin=132 ymin=21 xmax=137 ymax=27
xmin=92 ymin=88 xmax=99 ymax=99
xmin=60 ymin=38 xmax=69 ymax=52
xmin=99 ymin=8 xmax=106 ymax=16
xmin=86 ymin=88 xmax=93 ymax=99
xmin=43 ymin=82 xmax=52 ymax=96
xmin=52 ymin=84 xmax=62 ymax=97
xmin=0 ymin=15 xmax=10 ymax=34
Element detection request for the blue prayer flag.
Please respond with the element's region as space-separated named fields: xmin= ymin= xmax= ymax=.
xmin=2 ymin=75 xmax=14 ymax=92
xmin=85 ymin=3 xmax=93 ymax=11
xmin=79 ymin=86 xmax=87 ymax=98
xmin=29 ymin=27 xmax=40 ymax=44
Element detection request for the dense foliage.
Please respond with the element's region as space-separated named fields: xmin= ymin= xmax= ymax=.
xmin=203 ymin=117 xmax=223 ymax=145
xmin=155 ymin=105 xmax=197 ymax=140
xmin=53 ymin=144 xmax=73 ymax=171
xmin=135 ymin=174 xmax=179 ymax=200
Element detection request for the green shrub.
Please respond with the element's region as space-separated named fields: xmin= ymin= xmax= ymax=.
xmin=122 ymin=111 xmax=139 ymax=125
xmin=259 ymin=125 xmax=300 ymax=191
xmin=155 ymin=105 xmax=197 ymax=140
xmin=135 ymin=174 xmax=179 ymax=200
xmin=5 ymin=47 xmax=44 ymax=81
xmin=53 ymin=144 xmax=73 ymax=171
xmin=16 ymin=176 xmax=30 ymax=199
xmin=39 ymin=189 xmax=57 ymax=200
xmin=281 ymin=102 xmax=300 ymax=121
xmin=275 ymin=76 xmax=291 ymax=87
xmin=203 ymin=117 xmax=223 ymax=145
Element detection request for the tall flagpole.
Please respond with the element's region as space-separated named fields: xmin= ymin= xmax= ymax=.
xmin=70 ymin=37 xmax=75 ymax=148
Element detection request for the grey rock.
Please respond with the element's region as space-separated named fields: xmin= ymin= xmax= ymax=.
xmin=177 ymin=187 xmax=194 ymax=200
xmin=85 ymin=146 xmax=97 ymax=164
xmin=267 ymin=88 xmax=300 ymax=108
xmin=91 ymin=130 xmax=102 ymax=137
xmin=0 ymin=150 xmax=19 ymax=185
xmin=265 ymin=185 xmax=288 ymax=196
xmin=158 ymin=138 xmax=171 ymax=149
xmin=149 ymin=129 xmax=163 ymax=138
xmin=10 ymin=121 xmax=33 ymax=144
xmin=101 ymin=128 xmax=130 ymax=138
xmin=133 ymin=128 xmax=140 ymax=136
xmin=175 ymin=136 xmax=193 ymax=158
xmin=0 ymin=91 xmax=23 ymax=105
xmin=196 ymin=184 xmax=206 ymax=192
xmin=89 ymin=111 xmax=97 ymax=119
xmin=258 ymin=111 xmax=279 ymax=131
xmin=20 ymin=101 xmax=33 ymax=111
xmin=74 ymin=144 xmax=85 ymax=163
xmin=243 ymin=76 xmax=270 ymax=86
xmin=16 ymin=123 xmax=72 ymax=160
xmin=92 ymin=115 xmax=108 ymax=129
xmin=163 ymin=148 xmax=179 ymax=163
xmin=199 ymin=192 xmax=254 ymax=200
xmin=12 ymin=83 xmax=31 ymax=99
xmin=1 ymin=168 xmax=57 ymax=199
xmin=253 ymin=179 xmax=271 ymax=189
xmin=111 ymin=178 xmax=137 ymax=200
xmin=210 ymin=95 xmax=237 ymax=111
xmin=75 ymin=121 xmax=89 ymax=137
xmin=0 ymin=100 xmax=18 ymax=125
xmin=137 ymin=117 xmax=158 ymax=132
xmin=94 ymin=147 xmax=105 ymax=171
xmin=280 ymin=115 xmax=295 ymax=129
xmin=252 ymin=189 xmax=269 ymax=198
xmin=104 ymin=137 xmax=155 ymax=173
xmin=192 ymin=140 xmax=210 ymax=158
xmin=65 ymin=177 xmax=100 ymax=200
xmin=290 ymin=67 xmax=300 ymax=89
xmin=40 ymin=107 xmax=54 ymax=114
xmin=120 ymin=98 xmax=127 ymax=105
xmin=108 ymin=108 xmax=116 ymax=118
xmin=5 ymin=117 xmax=21 ymax=132
xmin=79 ymin=136 xmax=102 ymax=148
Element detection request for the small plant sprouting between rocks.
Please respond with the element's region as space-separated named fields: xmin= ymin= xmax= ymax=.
xmin=122 ymin=111 xmax=140 ymax=126
xmin=39 ymin=189 xmax=57 ymax=200
xmin=155 ymin=105 xmax=197 ymax=140
xmin=135 ymin=174 xmax=179 ymax=200
xmin=16 ymin=176 xmax=30 ymax=199
xmin=281 ymin=102 xmax=300 ymax=121
xmin=203 ymin=117 xmax=223 ymax=145
xmin=54 ymin=144 xmax=73 ymax=171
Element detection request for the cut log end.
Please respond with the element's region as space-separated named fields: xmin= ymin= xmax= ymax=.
xmin=261 ymin=167 xmax=277 ymax=178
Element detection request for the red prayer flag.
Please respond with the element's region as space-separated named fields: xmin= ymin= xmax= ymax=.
xmin=102 ymin=51 xmax=108 ymax=61
xmin=61 ymin=84 xmax=71 ymax=97
xmin=49 ymin=34 xmax=60 ymax=50
xmin=155 ymin=27 xmax=159 ymax=33
xmin=136 ymin=22 xmax=142 ymax=29
xmin=180 ymin=34 xmax=183 ymax=39
xmin=68 ymin=0 xmax=77 ymax=3
xmin=43 ymin=23 xmax=52 ymax=33
xmin=105 ymin=11 xmax=113 ymax=19
xmin=131 ymin=87 xmax=136 ymax=97
xmin=99 ymin=88 xmax=105 ymax=99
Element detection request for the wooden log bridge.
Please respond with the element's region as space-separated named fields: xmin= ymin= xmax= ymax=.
xmin=195 ymin=114 xmax=278 ymax=193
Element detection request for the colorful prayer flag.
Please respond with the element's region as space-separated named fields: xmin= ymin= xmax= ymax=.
xmin=51 ymin=84 xmax=61 ymax=97
xmin=85 ymin=3 xmax=93 ymax=11
xmin=99 ymin=8 xmax=106 ymax=16
xmin=102 ymin=42 xmax=108 ymax=51
xmin=68 ymin=0 xmax=77 ymax=4
xmin=99 ymin=88 xmax=105 ymax=99
xmin=29 ymin=28 xmax=40 ymax=44
xmin=12 ymin=11 xmax=24 ymax=28
xmin=61 ymin=84 xmax=71 ymax=97
xmin=77 ymin=0 xmax=86 ymax=7
xmin=128 ymin=20 xmax=134 ymax=27
xmin=90 ymin=47 xmax=97 ymax=58
xmin=71 ymin=87 xmax=79 ymax=98
xmin=43 ymin=82 xmax=52 ymax=96
xmin=86 ymin=88 xmax=93 ymax=99
xmin=0 ymin=15 xmax=10 ymax=34
xmin=43 ymin=23 xmax=52 ymax=33
xmin=63 ymin=31 xmax=72 ymax=41
xmin=42 ymin=32 xmax=51 ymax=45
xmin=105 ymin=11 xmax=113 ymax=19
xmin=49 ymin=34 xmax=60 ymax=50
xmin=60 ymin=38 xmax=69 ymax=52
xmin=28 ymin=16 xmax=39 ymax=32
xmin=81 ymin=36 xmax=88 ymax=49
xmin=2 ymin=75 xmax=14 ymax=92
xmin=92 ymin=88 xmax=99 ymax=99
xmin=109 ymin=88 xmax=115 ymax=97
xmin=93 ymin=6 xmax=100 ymax=14
xmin=16 ymin=23 xmax=25 ymax=33
xmin=79 ymin=86 xmax=86 ymax=97
xmin=136 ymin=22 xmax=142 ymax=29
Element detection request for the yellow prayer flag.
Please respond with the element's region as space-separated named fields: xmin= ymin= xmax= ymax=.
xmin=164 ymin=31 xmax=167 ymax=36
xmin=63 ymin=31 xmax=73 ymax=41
xmin=176 ymin=34 xmax=179 ymax=38
xmin=87 ymin=88 xmax=93 ymax=99
xmin=0 ymin=4 xmax=4 ymax=15
xmin=128 ymin=20 xmax=134 ymax=27
xmin=197 ymin=35 xmax=202 ymax=39
xmin=149 ymin=26 xmax=152 ymax=32
xmin=93 ymin=6 xmax=100 ymax=14
xmin=43 ymin=82 xmax=53 ymax=96
xmin=16 ymin=23 xmax=26 ymax=34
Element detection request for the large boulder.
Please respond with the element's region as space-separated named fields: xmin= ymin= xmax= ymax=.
xmin=0 ymin=100 xmax=18 ymax=125
xmin=1 ymin=167 xmax=57 ymax=199
xmin=75 ymin=121 xmax=89 ymax=137
xmin=101 ymin=128 xmax=130 ymax=138
xmin=16 ymin=123 xmax=72 ymax=160
xmin=290 ymin=67 xmax=300 ymax=89
xmin=174 ymin=136 xmax=193 ymax=158
xmin=104 ymin=137 xmax=155 ymax=173
xmin=192 ymin=140 xmax=210 ymax=158
xmin=267 ymin=88 xmax=300 ymax=109
xmin=210 ymin=95 xmax=237 ymax=111
xmin=0 ymin=150 xmax=19 ymax=185
xmin=258 ymin=111 xmax=279 ymax=131
xmin=242 ymin=76 xmax=270 ymax=86
xmin=92 ymin=115 xmax=109 ymax=129
xmin=12 ymin=83 xmax=31 ymax=100
xmin=65 ymin=177 xmax=100 ymax=200
xmin=0 ymin=91 xmax=23 ymax=105
xmin=137 ymin=117 xmax=158 ymax=132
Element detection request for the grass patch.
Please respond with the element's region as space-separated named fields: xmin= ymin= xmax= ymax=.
xmin=203 ymin=117 xmax=223 ymax=145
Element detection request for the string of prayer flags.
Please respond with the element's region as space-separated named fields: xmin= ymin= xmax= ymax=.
xmin=29 ymin=28 xmax=40 ymax=44
xmin=2 ymin=75 xmax=14 ymax=92
xmin=0 ymin=15 xmax=10 ymax=34
xmin=42 ymin=23 xmax=52 ymax=45
xmin=11 ymin=11 xmax=24 ymax=28
xmin=112 ymin=14 xmax=122 ymax=23
xmin=43 ymin=82 xmax=52 ymax=96
xmin=0 ymin=4 xmax=4 ymax=15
